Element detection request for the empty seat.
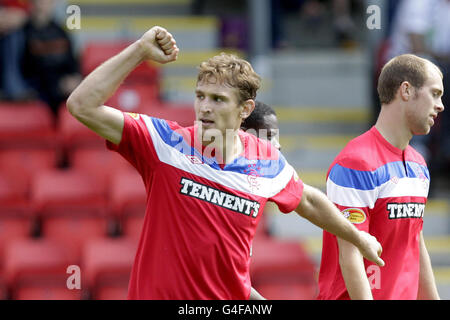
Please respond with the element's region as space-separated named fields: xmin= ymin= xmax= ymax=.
xmin=0 ymin=171 xmax=30 ymax=216
xmin=14 ymin=286 xmax=83 ymax=300
xmin=94 ymin=284 xmax=128 ymax=300
xmin=121 ymin=215 xmax=144 ymax=242
xmin=0 ymin=273 xmax=8 ymax=299
xmin=3 ymin=238 xmax=77 ymax=299
xmin=250 ymin=236 xmax=318 ymax=300
xmin=253 ymin=282 xmax=318 ymax=300
xmin=105 ymin=83 xmax=159 ymax=112
xmin=58 ymin=106 xmax=105 ymax=153
xmin=0 ymin=217 xmax=33 ymax=271
xmin=81 ymin=237 xmax=136 ymax=300
xmin=31 ymin=168 xmax=109 ymax=261
xmin=31 ymin=168 xmax=107 ymax=217
xmin=109 ymin=169 xmax=146 ymax=221
xmin=0 ymin=149 xmax=59 ymax=201
xmin=71 ymin=148 xmax=133 ymax=192
xmin=141 ymin=102 xmax=195 ymax=127
xmin=0 ymin=101 xmax=58 ymax=150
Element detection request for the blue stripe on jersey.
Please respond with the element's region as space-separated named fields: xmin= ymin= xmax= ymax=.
xmin=150 ymin=117 xmax=285 ymax=178
xmin=329 ymin=161 xmax=429 ymax=190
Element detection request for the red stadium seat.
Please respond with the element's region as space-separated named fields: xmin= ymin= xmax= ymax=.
xmin=3 ymin=238 xmax=77 ymax=300
xmin=0 ymin=101 xmax=58 ymax=150
xmin=0 ymin=217 xmax=33 ymax=271
xmin=14 ymin=286 xmax=82 ymax=300
xmin=109 ymin=169 xmax=146 ymax=222
xmin=31 ymin=168 xmax=110 ymax=261
xmin=82 ymin=41 xmax=160 ymax=86
xmin=0 ymin=274 xmax=7 ymax=299
xmin=250 ymin=236 xmax=318 ymax=300
xmin=0 ymin=171 xmax=30 ymax=216
xmin=121 ymin=215 xmax=144 ymax=242
xmin=105 ymin=83 xmax=159 ymax=112
xmin=81 ymin=237 xmax=136 ymax=300
xmin=95 ymin=285 xmax=128 ymax=300
xmin=58 ymin=106 xmax=105 ymax=153
xmin=253 ymin=282 xmax=318 ymax=300
xmin=141 ymin=102 xmax=195 ymax=127
xmin=31 ymin=168 xmax=107 ymax=217
xmin=71 ymin=148 xmax=133 ymax=192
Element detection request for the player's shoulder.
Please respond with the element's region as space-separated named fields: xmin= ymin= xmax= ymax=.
xmin=240 ymin=130 xmax=280 ymax=161
xmin=406 ymin=144 xmax=428 ymax=167
xmin=331 ymin=129 xmax=378 ymax=172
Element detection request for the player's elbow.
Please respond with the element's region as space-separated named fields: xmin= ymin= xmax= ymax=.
xmin=294 ymin=184 xmax=319 ymax=220
xmin=66 ymin=92 xmax=82 ymax=117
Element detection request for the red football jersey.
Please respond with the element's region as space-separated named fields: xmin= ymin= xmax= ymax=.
xmin=317 ymin=127 xmax=429 ymax=300
xmin=107 ymin=112 xmax=303 ymax=299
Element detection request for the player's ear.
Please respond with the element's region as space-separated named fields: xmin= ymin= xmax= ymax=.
xmin=240 ymin=99 xmax=255 ymax=120
xmin=399 ymin=81 xmax=413 ymax=101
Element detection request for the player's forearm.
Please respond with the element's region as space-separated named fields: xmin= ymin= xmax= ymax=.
xmin=417 ymin=233 xmax=440 ymax=300
xmin=338 ymin=239 xmax=373 ymax=300
xmin=67 ymin=41 xmax=146 ymax=114
xmin=295 ymin=185 xmax=362 ymax=248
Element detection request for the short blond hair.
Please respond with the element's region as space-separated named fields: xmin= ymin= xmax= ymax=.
xmin=377 ymin=54 xmax=443 ymax=104
xmin=197 ymin=53 xmax=261 ymax=103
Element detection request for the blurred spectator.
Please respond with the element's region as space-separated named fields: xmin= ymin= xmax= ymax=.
xmin=21 ymin=0 xmax=81 ymax=115
xmin=271 ymin=0 xmax=362 ymax=49
xmin=387 ymin=0 xmax=450 ymax=181
xmin=0 ymin=0 xmax=33 ymax=101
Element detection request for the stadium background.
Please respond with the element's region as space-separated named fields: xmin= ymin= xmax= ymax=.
xmin=0 ymin=0 xmax=449 ymax=300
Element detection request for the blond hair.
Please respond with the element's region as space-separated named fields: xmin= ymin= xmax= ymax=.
xmin=377 ymin=54 xmax=443 ymax=104
xmin=197 ymin=53 xmax=261 ymax=103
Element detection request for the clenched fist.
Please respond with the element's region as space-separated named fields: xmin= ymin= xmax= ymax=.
xmin=137 ymin=26 xmax=179 ymax=64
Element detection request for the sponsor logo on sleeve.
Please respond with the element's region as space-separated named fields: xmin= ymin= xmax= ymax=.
xmin=125 ymin=112 xmax=140 ymax=120
xmin=341 ymin=208 xmax=366 ymax=224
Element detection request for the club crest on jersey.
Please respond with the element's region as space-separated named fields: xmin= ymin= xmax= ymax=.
xmin=185 ymin=155 xmax=203 ymax=164
xmin=244 ymin=164 xmax=261 ymax=192
xmin=341 ymin=208 xmax=366 ymax=224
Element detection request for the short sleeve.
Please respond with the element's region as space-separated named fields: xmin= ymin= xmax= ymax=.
xmin=326 ymin=161 xmax=376 ymax=232
xmin=269 ymin=167 xmax=304 ymax=214
xmin=106 ymin=112 xmax=159 ymax=176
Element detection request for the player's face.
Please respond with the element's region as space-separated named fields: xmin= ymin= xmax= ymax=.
xmin=406 ymin=65 xmax=444 ymax=135
xmin=262 ymin=114 xmax=281 ymax=150
xmin=194 ymin=80 xmax=243 ymax=141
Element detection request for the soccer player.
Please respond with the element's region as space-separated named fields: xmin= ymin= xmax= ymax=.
xmin=241 ymin=100 xmax=280 ymax=150
xmin=317 ymin=54 xmax=445 ymax=300
xmin=67 ymin=26 xmax=383 ymax=300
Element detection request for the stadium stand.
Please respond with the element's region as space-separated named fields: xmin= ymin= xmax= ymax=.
xmin=108 ymin=169 xmax=146 ymax=237
xmin=81 ymin=237 xmax=136 ymax=300
xmin=3 ymin=238 xmax=81 ymax=300
xmin=250 ymin=235 xmax=318 ymax=300
xmin=0 ymin=101 xmax=58 ymax=150
xmin=30 ymin=168 xmax=110 ymax=262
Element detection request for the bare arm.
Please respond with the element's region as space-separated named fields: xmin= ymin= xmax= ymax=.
xmin=67 ymin=26 xmax=179 ymax=145
xmin=337 ymin=238 xmax=373 ymax=299
xmin=295 ymin=184 xmax=384 ymax=267
xmin=417 ymin=231 xmax=440 ymax=300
